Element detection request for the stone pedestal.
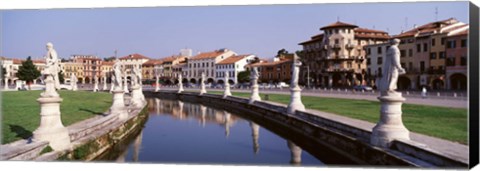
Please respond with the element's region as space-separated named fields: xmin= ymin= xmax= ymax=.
xmin=155 ymin=83 xmax=160 ymax=92
xmin=130 ymin=85 xmax=145 ymax=109
xmin=371 ymin=92 xmax=410 ymax=148
xmin=93 ymin=83 xmax=99 ymax=92
xmin=109 ymin=83 xmax=114 ymax=93
xmin=33 ymin=97 xmax=71 ymax=151
xmin=200 ymin=83 xmax=207 ymax=95
xmin=223 ymin=84 xmax=231 ymax=98
xmin=287 ymin=141 xmax=302 ymax=165
xmin=33 ymin=75 xmax=71 ymax=151
xmin=287 ymin=86 xmax=305 ymax=114
xmin=249 ymin=84 xmax=261 ymax=104
xmin=4 ymin=79 xmax=8 ymax=90
xmin=103 ymin=81 xmax=107 ymax=91
xmin=109 ymin=89 xmax=127 ymax=120
xmin=178 ymin=83 xmax=184 ymax=93
xmin=123 ymin=78 xmax=129 ymax=93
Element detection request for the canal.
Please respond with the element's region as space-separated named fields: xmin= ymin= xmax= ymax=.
xmin=96 ymin=97 xmax=325 ymax=166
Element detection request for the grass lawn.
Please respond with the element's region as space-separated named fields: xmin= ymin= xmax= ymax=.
xmin=1 ymin=90 xmax=112 ymax=144
xmin=203 ymin=90 xmax=468 ymax=144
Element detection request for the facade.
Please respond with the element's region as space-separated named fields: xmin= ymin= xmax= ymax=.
xmin=393 ymin=18 xmax=468 ymax=90
xmin=186 ymin=49 xmax=236 ymax=84
xmin=142 ymin=59 xmax=163 ymax=81
xmin=61 ymin=60 xmax=84 ymax=83
xmin=364 ymin=42 xmax=390 ymax=88
xmin=249 ymin=55 xmax=293 ymax=83
xmin=299 ymin=21 xmax=390 ymax=88
xmin=159 ymin=55 xmax=187 ymax=81
xmin=119 ymin=53 xmax=151 ymax=81
xmin=215 ymin=54 xmax=256 ymax=84
xmin=445 ymin=29 xmax=468 ymax=90
xmin=71 ymin=55 xmax=102 ymax=83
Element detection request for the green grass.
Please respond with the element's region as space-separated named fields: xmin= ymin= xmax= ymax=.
xmin=1 ymin=90 xmax=112 ymax=144
xmin=206 ymin=91 xmax=468 ymax=144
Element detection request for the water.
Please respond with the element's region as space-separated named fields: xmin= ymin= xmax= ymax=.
xmin=97 ymin=98 xmax=324 ymax=166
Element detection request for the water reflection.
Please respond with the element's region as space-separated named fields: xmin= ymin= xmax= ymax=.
xmin=102 ymin=98 xmax=323 ymax=166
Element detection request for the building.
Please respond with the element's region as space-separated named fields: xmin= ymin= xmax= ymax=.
xmin=159 ymin=55 xmax=187 ymax=82
xmin=445 ymin=29 xmax=468 ymax=90
xmin=100 ymin=61 xmax=114 ymax=83
xmin=215 ymin=54 xmax=256 ymax=84
xmin=186 ymin=49 xmax=236 ymax=84
xmin=249 ymin=54 xmax=293 ymax=83
xmin=299 ymin=21 xmax=390 ymax=88
xmin=142 ymin=59 xmax=163 ymax=81
xmin=363 ymin=42 xmax=390 ymax=88
xmin=393 ymin=18 xmax=468 ymax=90
xmin=71 ymin=55 xmax=102 ymax=83
xmin=60 ymin=60 xmax=84 ymax=83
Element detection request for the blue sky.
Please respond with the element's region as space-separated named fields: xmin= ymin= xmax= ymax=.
xmin=1 ymin=1 xmax=469 ymax=60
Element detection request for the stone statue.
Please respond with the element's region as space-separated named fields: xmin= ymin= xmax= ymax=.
xmin=250 ymin=67 xmax=259 ymax=81
xmin=44 ymin=42 xmax=60 ymax=90
xmin=200 ymin=72 xmax=207 ymax=94
xmin=112 ymin=59 xmax=123 ymax=89
xmin=133 ymin=64 xmax=142 ymax=86
xmin=379 ymin=38 xmax=406 ymax=93
xmin=291 ymin=53 xmax=302 ymax=88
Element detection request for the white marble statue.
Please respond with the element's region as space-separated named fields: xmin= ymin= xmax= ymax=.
xmin=251 ymin=67 xmax=259 ymax=84
xmin=112 ymin=59 xmax=123 ymax=89
xmin=43 ymin=42 xmax=60 ymax=90
xmin=200 ymin=72 xmax=207 ymax=94
xmin=291 ymin=53 xmax=302 ymax=88
xmin=223 ymin=71 xmax=231 ymax=98
xmin=93 ymin=75 xmax=99 ymax=92
xmin=378 ymin=38 xmax=406 ymax=93
xmin=178 ymin=74 xmax=184 ymax=93
xmin=249 ymin=67 xmax=261 ymax=103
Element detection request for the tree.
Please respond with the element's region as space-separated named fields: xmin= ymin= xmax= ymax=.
xmin=17 ymin=56 xmax=41 ymax=90
xmin=237 ymin=70 xmax=250 ymax=83
xmin=58 ymin=70 xmax=65 ymax=84
xmin=103 ymin=56 xmax=116 ymax=62
xmin=1 ymin=66 xmax=6 ymax=80
xmin=276 ymin=48 xmax=289 ymax=57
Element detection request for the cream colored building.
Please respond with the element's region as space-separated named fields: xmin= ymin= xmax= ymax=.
xmin=186 ymin=49 xmax=236 ymax=84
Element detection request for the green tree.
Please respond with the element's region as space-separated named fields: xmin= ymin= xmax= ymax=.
xmin=17 ymin=56 xmax=41 ymax=90
xmin=276 ymin=48 xmax=289 ymax=57
xmin=1 ymin=66 xmax=6 ymax=80
xmin=237 ymin=70 xmax=250 ymax=83
xmin=58 ymin=70 xmax=65 ymax=84
xmin=103 ymin=56 xmax=116 ymax=62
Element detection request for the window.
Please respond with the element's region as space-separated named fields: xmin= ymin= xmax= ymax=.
xmin=367 ymin=48 xmax=371 ymax=55
xmin=417 ymin=44 xmax=421 ymax=52
xmin=335 ymin=29 xmax=338 ymax=34
xmin=367 ymin=68 xmax=371 ymax=75
xmin=439 ymin=52 xmax=446 ymax=59
xmin=335 ymin=39 xmax=339 ymax=44
xmin=447 ymin=40 xmax=456 ymax=48
xmin=423 ymin=43 xmax=428 ymax=52
xmin=377 ymin=47 xmax=382 ymax=54
xmin=441 ymin=38 xmax=446 ymax=45
xmin=409 ymin=62 xmax=413 ymax=71
xmin=400 ymin=50 xmax=406 ymax=57
xmin=431 ymin=38 xmax=436 ymax=46
xmin=447 ymin=58 xmax=456 ymax=66
xmin=377 ymin=57 xmax=383 ymax=65
xmin=461 ymin=39 xmax=467 ymax=47
xmin=378 ymin=67 xmax=382 ymax=76
xmin=408 ymin=49 xmax=413 ymax=57
xmin=420 ymin=61 xmax=425 ymax=72
xmin=367 ymin=58 xmax=371 ymax=65
xmin=430 ymin=52 xmax=437 ymax=59
xmin=461 ymin=56 xmax=467 ymax=66
xmin=401 ymin=63 xmax=405 ymax=68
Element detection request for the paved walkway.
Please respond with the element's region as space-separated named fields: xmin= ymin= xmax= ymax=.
xmin=154 ymin=87 xmax=468 ymax=109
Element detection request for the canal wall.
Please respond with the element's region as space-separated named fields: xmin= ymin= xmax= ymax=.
xmin=0 ymin=104 xmax=148 ymax=161
xmin=145 ymin=91 xmax=468 ymax=168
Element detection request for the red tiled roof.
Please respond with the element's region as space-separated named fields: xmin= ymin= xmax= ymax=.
xmin=160 ymin=55 xmax=185 ymax=62
xmin=311 ymin=33 xmax=324 ymax=39
xmin=142 ymin=59 xmax=163 ymax=66
xmin=217 ymin=55 xmax=250 ymax=65
xmin=320 ymin=21 xmax=358 ymax=30
xmin=119 ymin=53 xmax=150 ymax=60
xmin=355 ymin=28 xmax=388 ymax=34
xmin=102 ymin=61 xmax=114 ymax=66
xmin=393 ymin=18 xmax=458 ymax=38
xmin=250 ymin=59 xmax=293 ymax=67
xmin=354 ymin=33 xmax=391 ymax=40
xmin=191 ymin=50 xmax=226 ymax=60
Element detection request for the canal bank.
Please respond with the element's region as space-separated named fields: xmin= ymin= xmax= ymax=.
xmin=144 ymin=91 xmax=468 ymax=168
xmin=0 ymin=100 xmax=148 ymax=161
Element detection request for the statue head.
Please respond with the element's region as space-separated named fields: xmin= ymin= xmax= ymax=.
xmin=390 ymin=38 xmax=400 ymax=46
xmin=46 ymin=42 xmax=53 ymax=50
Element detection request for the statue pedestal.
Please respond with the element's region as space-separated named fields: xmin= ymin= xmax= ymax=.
xmin=33 ymin=76 xmax=71 ymax=151
xmin=4 ymin=79 xmax=8 ymax=90
xmin=123 ymin=82 xmax=129 ymax=93
xmin=109 ymin=89 xmax=127 ymax=120
xmin=155 ymin=84 xmax=160 ymax=92
xmin=223 ymin=84 xmax=231 ymax=98
xmin=103 ymin=82 xmax=107 ymax=91
xmin=200 ymin=84 xmax=207 ymax=95
xmin=371 ymin=92 xmax=410 ymax=148
xmin=286 ymin=86 xmax=305 ymax=114
xmin=249 ymin=84 xmax=261 ymax=104
xmin=178 ymin=83 xmax=184 ymax=93
xmin=93 ymin=83 xmax=99 ymax=92
xmin=130 ymin=85 xmax=145 ymax=109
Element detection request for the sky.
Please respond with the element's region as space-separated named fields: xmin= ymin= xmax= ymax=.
xmin=0 ymin=1 xmax=469 ymax=60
